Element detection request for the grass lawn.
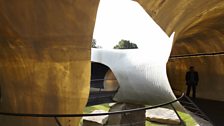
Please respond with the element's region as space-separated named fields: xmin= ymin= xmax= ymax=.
xmin=80 ymin=103 xmax=198 ymax=126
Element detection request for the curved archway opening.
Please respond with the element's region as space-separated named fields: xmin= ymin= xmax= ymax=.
xmin=103 ymin=69 xmax=119 ymax=91
xmin=91 ymin=62 xmax=119 ymax=92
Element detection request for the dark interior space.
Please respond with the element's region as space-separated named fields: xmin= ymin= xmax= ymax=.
xmin=91 ymin=62 xmax=109 ymax=89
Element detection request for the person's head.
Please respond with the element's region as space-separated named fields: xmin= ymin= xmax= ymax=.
xmin=189 ymin=66 xmax=194 ymax=71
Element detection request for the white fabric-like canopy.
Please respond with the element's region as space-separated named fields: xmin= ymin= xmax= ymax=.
xmin=92 ymin=11 xmax=177 ymax=104
xmin=91 ymin=47 xmax=176 ymax=105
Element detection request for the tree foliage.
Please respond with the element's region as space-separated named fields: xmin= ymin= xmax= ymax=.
xmin=92 ymin=39 xmax=101 ymax=48
xmin=113 ymin=39 xmax=138 ymax=49
xmin=92 ymin=39 xmax=97 ymax=48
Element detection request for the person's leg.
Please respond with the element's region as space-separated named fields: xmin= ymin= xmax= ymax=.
xmin=186 ymin=85 xmax=191 ymax=96
xmin=192 ymin=85 xmax=196 ymax=98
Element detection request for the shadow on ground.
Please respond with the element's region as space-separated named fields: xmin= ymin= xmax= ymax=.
xmin=191 ymin=97 xmax=224 ymax=126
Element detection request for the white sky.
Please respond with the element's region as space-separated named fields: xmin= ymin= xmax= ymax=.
xmin=93 ymin=0 xmax=173 ymax=55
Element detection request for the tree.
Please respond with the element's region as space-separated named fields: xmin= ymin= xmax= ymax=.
xmin=113 ymin=39 xmax=138 ymax=49
xmin=92 ymin=39 xmax=97 ymax=48
xmin=92 ymin=39 xmax=101 ymax=48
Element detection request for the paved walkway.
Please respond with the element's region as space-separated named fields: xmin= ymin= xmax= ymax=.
xmin=191 ymin=98 xmax=224 ymax=126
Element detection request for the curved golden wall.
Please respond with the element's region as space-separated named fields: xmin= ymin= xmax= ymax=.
xmin=0 ymin=0 xmax=99 ymax=125
xmin=1 ymin=1 xmax=224 ymax=125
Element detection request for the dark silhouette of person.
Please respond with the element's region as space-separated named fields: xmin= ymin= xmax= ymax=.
xmin=185 ymin=66 xmax=199 ymax=98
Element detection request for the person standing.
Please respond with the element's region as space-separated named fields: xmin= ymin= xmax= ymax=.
xmin=185 ymin=66 xmax=199 ymax=98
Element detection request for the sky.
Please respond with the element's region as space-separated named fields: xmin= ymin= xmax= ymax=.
xmin=93 ymin=0 xmax=173 ymax=56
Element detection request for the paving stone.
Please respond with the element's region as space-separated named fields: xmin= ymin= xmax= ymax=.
xmin=106 ymin=103 xmax=145 ymax=126
xmin=146 ymin=107 xmax=181 ymax=125
xmin=82 ymin=110 xmax=108 ymax=126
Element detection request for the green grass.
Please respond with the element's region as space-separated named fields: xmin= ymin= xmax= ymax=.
xmin=81 ymin=103 xmax=198 ymax=126
xmin=83 ymin=103 xmax=110 ymax=113
xmin=178 ymin=111 xmax=197 ymax=126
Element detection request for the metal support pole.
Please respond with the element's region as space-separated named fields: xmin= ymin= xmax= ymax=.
xmin=54 ymin=117 xmax=62 ymax=126
xmin=170 ymin=103 xmax=186 ymax=126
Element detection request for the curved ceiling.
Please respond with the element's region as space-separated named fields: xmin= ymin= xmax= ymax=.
xmin=172 ymin=12 xmax=224 ymax=56
xmin=136 ymin=0 xmax=224 ymax=56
